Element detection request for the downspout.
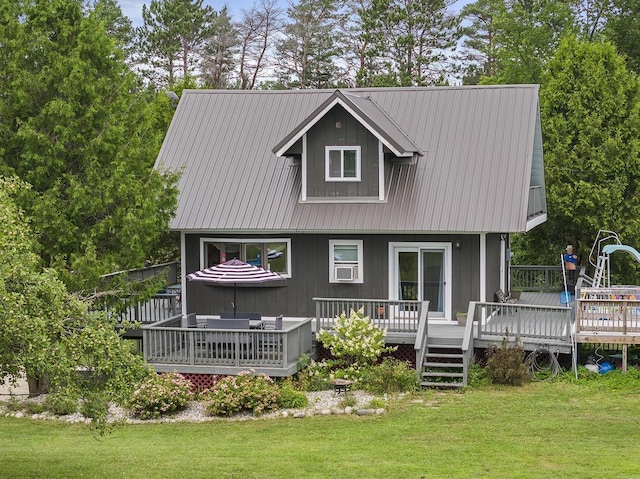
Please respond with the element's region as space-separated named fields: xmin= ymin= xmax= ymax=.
xmin=480 ymin=233 xmax=486 ymax=302
xmin=181 ymin=231 xmax=187 ymax=318
xmin=500 ymin=234 xmax=506 ymax=293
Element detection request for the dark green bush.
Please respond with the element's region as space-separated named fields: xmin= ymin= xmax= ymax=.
xmin=277 ymin=386 xmax=308 ymax=409
xmin=359 ymin=358 xmax=418 ymax=394
xmin=485 ymin=336 xmax=530 ymax=386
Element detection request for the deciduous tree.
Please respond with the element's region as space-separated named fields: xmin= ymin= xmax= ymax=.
xmin=0 ymin=178 xmax=147 ymax=425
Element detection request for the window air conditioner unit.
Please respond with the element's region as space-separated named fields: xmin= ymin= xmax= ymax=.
xmin=334 ymin=265 xmax=356 ymax=281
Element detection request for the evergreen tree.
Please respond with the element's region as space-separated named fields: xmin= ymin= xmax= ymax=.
xmin=356 ymin=0 xmax=460 ymax=86
xmin=137 ymin=0 xmax=216 ymax=86
xmin=0 ymin=0 xmax=179 ymax=293
xmin=201 ymin=6 xmax=239 ymax=89
xmin=516 ymin=38 xmax=640 ymax=283
xmin=275 ymin=0 xmax=344 ymax=89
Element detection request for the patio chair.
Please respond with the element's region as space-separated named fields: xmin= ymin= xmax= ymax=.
xmin=264 ymin=315 xmax=283 ymax=330
xmin=186 ymin=313 xmax=198 ymax=328
xmin=205 ymin=319 xmax=251 ymax=359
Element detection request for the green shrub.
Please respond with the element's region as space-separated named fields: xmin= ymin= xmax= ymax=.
xmin=204 ymin=371 xmax=280 ymax=417
xmin=128 ymin=372 xmax=193 ymax=420
xmin=3 ymin=397 xmax=26 ymax=412
xmin=277 ymin=386 xmax=308 ymax=409
xmin=338 ymin=395 xmax=358 ymax=408
xmin=466 ymin=359 xmax=488 ymax=388
xmin=365 ymin=398 xmax=387 ymax=409
xmin=44 ymin=390 xmax=79 ymax=415
xmin=485 ymin=336 xmax=530 ymax=386
xmin=292 ymin=357 xmax=333 ymax=391
xmin=316 ymin=308 xmax=396 ymax=369
xmin=80 ymin=392 xmax=109 ymax=426
xmin=359 ymin=358 xmax=418 ymax=394
xmin=25 ymin=401 xmax=45 ymax=414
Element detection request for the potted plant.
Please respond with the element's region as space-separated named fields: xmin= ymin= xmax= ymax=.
xmin=456 ymin=311 xmax=467 ymax=327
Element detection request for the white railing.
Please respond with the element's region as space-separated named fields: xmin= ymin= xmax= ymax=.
xmin=313 ymin=297 xmax=425 ymax=333
xmin=577 ymin=288 xmax=640 ymax=334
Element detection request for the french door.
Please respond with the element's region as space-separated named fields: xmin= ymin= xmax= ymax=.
xmin=389 ymin=242 xmax=452 ymax=320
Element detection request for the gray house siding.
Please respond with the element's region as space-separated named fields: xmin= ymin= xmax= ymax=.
xmin=486 ymin=233 xmax=503 ymax=301
xmin=306 ymin=105 xmax=380 ymax=199
xmin=186 ymin=232 xmax=484 ymax=319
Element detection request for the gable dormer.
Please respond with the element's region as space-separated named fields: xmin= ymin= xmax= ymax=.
xmin=272 ymin=90 xmax=422 ymax=203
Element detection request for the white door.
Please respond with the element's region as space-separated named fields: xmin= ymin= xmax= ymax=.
xmin=390 ymin=242 xmax=452 ymax=320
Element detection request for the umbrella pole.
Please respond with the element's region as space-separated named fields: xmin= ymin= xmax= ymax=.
xmin=233 ymin=284 xmax=237 ymax=317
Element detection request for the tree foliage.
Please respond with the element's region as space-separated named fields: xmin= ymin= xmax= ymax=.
xmin=137 ymin=0 xmax=216 ymax=86
xmin=275 ymin=0 xmax=344 ymax=89
xmin=0 ymin=178 xmax=147 ymax=426
xmin=605 ymin=0 xmax=640 ymax=74
xmin=0 ymin=0 xmax=179 ymax=294
xmin=357 ymin=0 xmax=460 ymax=86
xmin=515 ymin=38 xmax=640 ymax=283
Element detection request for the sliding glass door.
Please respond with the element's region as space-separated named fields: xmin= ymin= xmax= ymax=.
xmin=390 ymin=243 xmax=451 ymax=320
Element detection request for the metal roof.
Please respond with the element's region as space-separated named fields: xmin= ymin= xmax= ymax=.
xmin=154 ymin=85 xmax=543 ymax=233
xmin=273 ymin=90 xmax=422 ymax=157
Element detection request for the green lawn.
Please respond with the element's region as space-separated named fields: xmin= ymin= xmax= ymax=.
xmin=2 ymin=381 xmax=640 ymax=478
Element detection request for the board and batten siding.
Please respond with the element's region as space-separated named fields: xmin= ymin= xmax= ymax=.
xmin=305 ymin=105 xmax=380 ymax=199
xmin=185 ymin=233 xmax=498 ymax=320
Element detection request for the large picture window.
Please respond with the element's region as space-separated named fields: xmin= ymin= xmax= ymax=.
xmin=325 ymin=146 xmax=361 ymax=181
xmin=201 ymin=238 xmax=291 ymax=277
xmin=329 ymin=239 xmax=363 ymax=283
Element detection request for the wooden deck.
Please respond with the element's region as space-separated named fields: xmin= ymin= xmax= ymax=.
xmin=143 ymin=316 xmax=313 ymax=377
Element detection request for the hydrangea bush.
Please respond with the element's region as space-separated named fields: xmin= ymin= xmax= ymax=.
xmin=129 ymin=372 xmax=193 ymax=420
xmin=316 ymin=308 xmax=396 ymax=377
xmin=204 ymin=371 xmax=280 ymax=417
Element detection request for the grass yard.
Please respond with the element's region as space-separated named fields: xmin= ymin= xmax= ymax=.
xmin=2 ymin=380 xmax=640 ymax=478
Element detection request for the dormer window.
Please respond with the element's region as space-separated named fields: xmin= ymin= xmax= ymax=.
xmin=325 ymin=146 xmax=361 ymax=182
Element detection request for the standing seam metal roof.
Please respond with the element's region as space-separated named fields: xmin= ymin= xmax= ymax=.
xmin=154 ymin=86 xmax=542 ymax=233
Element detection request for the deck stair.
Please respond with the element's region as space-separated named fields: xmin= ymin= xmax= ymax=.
xmin=420 ymin=336 xmax=465 ymax=388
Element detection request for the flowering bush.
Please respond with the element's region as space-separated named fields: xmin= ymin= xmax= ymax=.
xmin=316 ymin=308 xmax=396 ymax=368
xmin=204 ymin=371 xmax=280 ymax=417
xmin=129 ymin=372 xmax=193 ymax=420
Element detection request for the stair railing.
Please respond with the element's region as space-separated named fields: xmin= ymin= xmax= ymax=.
xmin=413 ymin=302 xmax=430 ymax=383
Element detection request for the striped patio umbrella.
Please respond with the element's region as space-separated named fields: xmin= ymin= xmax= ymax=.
xmin=186 ymin=259 xmax=284 ymax=315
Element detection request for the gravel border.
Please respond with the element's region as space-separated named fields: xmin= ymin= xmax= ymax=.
xmin=1 ymin=390 xmax=385 ymax=424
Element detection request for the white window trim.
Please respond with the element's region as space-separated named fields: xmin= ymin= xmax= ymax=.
xmin=329 ymin=239 xmax=363 ymax=283
xmin=199 ymin=237 xmax=292 ymax=278
xmin=325 ymin=146 xmax=361 ymax=182
xmin=388 ymin=241 xmax=452 ymax=321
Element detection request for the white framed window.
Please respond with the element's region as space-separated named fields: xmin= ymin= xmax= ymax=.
xmin=325 ymin=146 xmax=361 ymax=182
xmin=329 ymin=239 xmax=363 ymax=283
xmin=200 ymin=238 xmax=291 ymax=278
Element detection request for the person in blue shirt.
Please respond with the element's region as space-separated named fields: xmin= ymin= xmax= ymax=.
xmin=564 ymin=244 xmax=578 ymax=287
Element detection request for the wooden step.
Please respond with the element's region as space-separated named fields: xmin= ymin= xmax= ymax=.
xmin=423 ymin=362 xmax=463 ymax=369
xmin=421 ymin=381 xmax=464 ymax=388
xmin=425 ymin=352 xmax=463 ymax=359
xmin=422 ymin=371 xmax=464 ymax=378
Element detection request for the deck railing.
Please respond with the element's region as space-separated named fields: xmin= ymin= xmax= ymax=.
xmin=98 ymin=293 xmax=180 ymax=324
xmin=510 ymin=265 xmax=564 ymax=292
xmin=470 ymin=301 xmax=572 ymax=344
xmin=142 ymin=317 xmax=313 ymax=371
xmin=577 ymin=287 xmax=640 ymax=334
xmin=313 ymin=298 xmax=426 ymax=333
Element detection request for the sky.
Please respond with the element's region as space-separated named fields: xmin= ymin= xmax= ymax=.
xmin=118 ymin=0 xmax=279 ymax=25
xmin=118 ymin=0 xmax=469 ymax=26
